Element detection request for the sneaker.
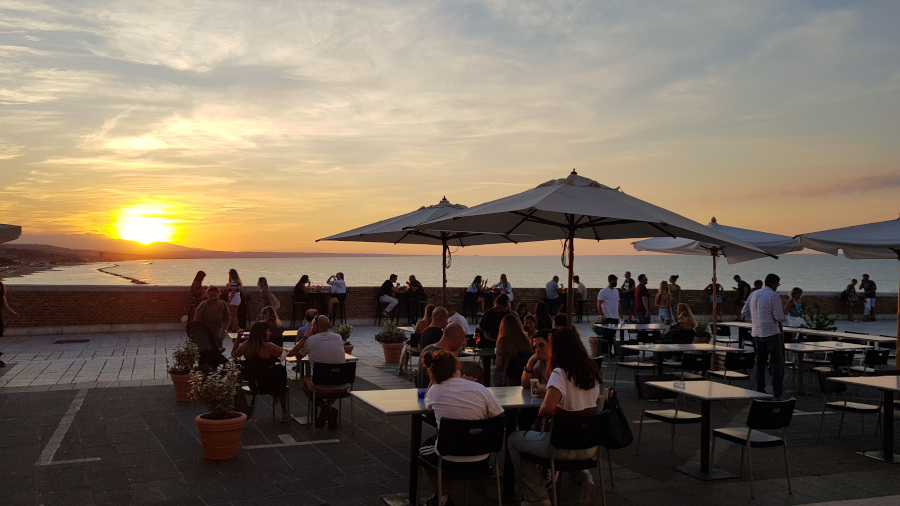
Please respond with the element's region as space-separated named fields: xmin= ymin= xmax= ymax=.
xmin=580 ymin=481 xmax=599 ymax=505
xmin=327 ymin=407 xmax=340 ymax=429
xmin=314 ymin=406 xmax=331 ymax=428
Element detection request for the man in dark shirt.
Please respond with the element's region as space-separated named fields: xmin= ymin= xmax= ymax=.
xmin=634 ymin=274 xmax=651 ymax=324
xmin=476 ymin=294 xmax=510 ymax=348
xmin=620 ymin=271 xmax=636 ymax=320
xmin=420 ymin=306 xmax=449 ymax=348
xmin=733 ymin=275 xmax=752 ymax=321
xmin=860 ymin=274 xmax=877 ymax=321
xmin=406 ymin=275 xmax=427 ymax=324
xmin=378 ymin=274 xmax=400 ymax=316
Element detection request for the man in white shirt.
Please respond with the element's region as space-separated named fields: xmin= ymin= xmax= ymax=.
xmin=596 ymin=274 xmax=620 ymax=352
xmin=287 ymin=315 xmax=346 ymax=427
xmin=741 ymin=273 xmax=786 ymax=399
xmin=545 ymin=275 xmax=563 ymax=314
xmin=446 ymin=306 xmax=470 ymax=335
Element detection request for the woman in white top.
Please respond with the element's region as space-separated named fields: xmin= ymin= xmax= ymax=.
xmin=227 ymin=269 xmax=243 ymax=332
xmin=422 ymin=350 xmax=504 ymax=506
xmin=508 ymin=328 xmax=604 ymax=506
xmin=326 ymin=272 xmax=346 ymax=318
xmin=492 ymin=273 xmax=514 ymax=302
xmin=257 ymin=276 xmax=280 ymax=312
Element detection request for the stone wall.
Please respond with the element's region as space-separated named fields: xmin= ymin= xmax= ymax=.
xmin=1 ymin=285 xmax=895 ymax=335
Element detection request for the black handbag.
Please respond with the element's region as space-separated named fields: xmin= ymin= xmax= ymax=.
xmin=599 ymin=388 xmax=633 ymax=449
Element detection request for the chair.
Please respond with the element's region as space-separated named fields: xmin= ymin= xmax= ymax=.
xmin=239 ymin=358 xmax=290 ymax=423
xmin=290 ymin=294 xmax=308 ymax=328
xmin=463 ymin=292 xmax=480 ymax=323
xmin=678 ymin=352 xmax=711 ymax=380
xmin=304 ymin=361 xmax=357 ymax=430
xmin=634 ymin=374 xmax=701 ymax=456
xmin=329 ymin=299 xmax=346 ymax=324
xmin=574 ymin=298 xmax=589 ymax=323
xmin=612 ymin=339 xmax=654 ymax=387
xmin=849 ymin=349 xmax=890 ymax=375
xmin=417 ymin=415 xmax=506 ymax=506
xmin=374 ymin=298 xmax=396 ymax=326
xmin=519 ymin=413 xmax=607 ymax=506
xmin=707 ymin=352 xmax=756 ymax=385
xmin=712 ymin=398 xmax=796 ymax=499
xmin=815 ymin=371 xmax=880 ymax=442
xmin=737 ymin=327 xmax=752 ymax=348
xmin=811 ymin=349 xmax=857 ymax=374
xmin=714 ymin=325 xmax=739 ymax=346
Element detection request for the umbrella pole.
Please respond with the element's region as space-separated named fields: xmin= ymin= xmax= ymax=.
xmin=441 ymin=238 xmax=448 ymax=307
xmin=712 ymin=251 xmax=718 ymax=345
xmin=896 ymin=261 xmax=899 ymax=369
xmin=567 ymin=227 xmax=575 ymax=329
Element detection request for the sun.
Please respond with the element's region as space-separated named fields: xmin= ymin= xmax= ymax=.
xmin=114 ymin=206 xmax=176 ymax=245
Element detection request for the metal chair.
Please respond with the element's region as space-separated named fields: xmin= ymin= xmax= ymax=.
xmin=304 ymin=361 xmax=357 ymax=431
xmin=712 ymin=398 xmax=796 ymax=499
xmin=811 ymin=349 xmax=857 ymax=374
xmin=612 ymin=337 xmax=654 ymax=387
xmin=677 ymin=352 xmax=711 ymax=380
xmin=815 ymin=371 xmax=880 ymax=442
xmin=707 ymin=352 xmax=755 ymax=385
xmin=519 ymin=413 xmax=607 ymax=506
xmin=417 ymin=415 xmax=506 ymax=506
xmin=634 ymin=374 xmax=701 ymax=456
xmin=849 ymin=349 xmax=890 ymax=375
xmin=714 ymin=325 xmax=739 ymax=346
xmin=239 ymin=357 xmax=290 ymax=423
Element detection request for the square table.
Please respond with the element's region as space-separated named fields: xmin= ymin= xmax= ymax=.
xmin=592 ymin=322 xmax=670 ymax=342
xmin=784 ymin=341 xmax=870 ymax=394
xmin=352 ymin=386 xmax=543 ymax=505
xmin=620 ymin=343 xmax=737 ymax=374
xmin=646 ymin=380 xmax=772 ymax=480
xmin=828 ymin=375 xmax=900 ymax=463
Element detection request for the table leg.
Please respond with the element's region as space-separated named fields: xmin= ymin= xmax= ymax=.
xmin=700 ymin=399 xmax=711 ymax=473
xmin=409 ymin=414 xmax=422 ymax=503
xmin=656 ymin=354 xmax=664 ymax=375
xmin=883 ymin=390 xmax=894 ymax=463
xmin=481 ymin=356 xmax=492 ymax=387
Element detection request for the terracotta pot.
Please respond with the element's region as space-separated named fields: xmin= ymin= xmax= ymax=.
xmin=588 ymin=337 xmax=601 ymax=357
xmin=343 ymin=344 xmax=355 ymax=355
xmin=381 ymin=342 xmax=405 ymax=364
xmin=195 ymin=411 xmax=247 ymax=461
xmin=170 ymin=373 xmax=193 ymax=402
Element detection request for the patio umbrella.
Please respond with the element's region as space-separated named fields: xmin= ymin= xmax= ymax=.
xmin=634 ymin=217 xmax=801 ymax=340
xmin=410 ymin=170 xmax=770 ymax=327
xmin=797 ymin=216 xmax=900 ymax=366
xmin=317 ymin=197 xmax=535 ymax=305
xmin=0 ymin=224 xmax=22 ymax=244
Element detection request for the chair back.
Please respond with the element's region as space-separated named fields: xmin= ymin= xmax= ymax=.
xmin=723 ymin=352 xmax=755 ymax=370
xmin=715 ymin=325 xmax=731 ymax=337
xmin=549 ymin=413 xmax=603 ymax=451
xmin=816 ymin=370 xmax=848 ymax=395
xmin=312 ymin=361 xmax=357 ymax=387
xmin=681 ymin=353 xmax=711 ymax=372
xmin=436 ymin=415 xmax=506 ymax=457
xmin=738 ymin=327 xmax=752 ymax=343
xmin=636 ymin=330 xmax=660 ymax=344
xmin=592 ymin=356 xmax=603 ymax=371
xmin=746 ymin=398 xmax=796 ymax=431
xmin=830 ymin=350 xmax=856 ymax=370
xmin=864 ymin=349 xmax=890 ymax=367
xmin=635 ymin=374 xmax=679 ymax=401
xmin=408 ymin=333 xmax=422 ymax=348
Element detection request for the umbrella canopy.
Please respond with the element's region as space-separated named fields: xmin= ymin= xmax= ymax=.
xmin=634 ymin=217 xmax=801 ymax=339
xmin=797 ymin=216 xmax=900 ymax=366
xmin=411 ymin=170 xmax=770 ymax=326
xmin=318 ymin=197 xmax=536 ymax=304
xmin=0 ymin=224 xmax=22 ymax=245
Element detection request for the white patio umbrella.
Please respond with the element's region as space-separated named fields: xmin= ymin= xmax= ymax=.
xmin=634 ymin=217 xmax=801 ymax=340
xmin=317 ymin=197 xmax=536 ymax=304
xmin=797 ymin=216 xmax=900 ymax=366
xmin=410 ymin=170 xmax=771 ymax=327
xmin=0 ymin=224 xmax=22 ymax=244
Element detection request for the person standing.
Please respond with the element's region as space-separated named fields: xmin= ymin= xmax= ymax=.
xmin=620 ymin=271 xmax=636 ymax=320
xmin=187 ymin=271 xmax=206 ymax=321
xmin=257 ymin=276 xmax=280 ymax=312
xmin=545 ymin=275 xmax=563 ymax=315
xmin=741 ymin=274 xmax=786 ymax=399
xmin=667 ymin=275 xmax=681 ymax=317
xmin=655 ymin=280 xmax=672 ymax=325
xmin=860 ymin=274 xmax=877 ymax=321
xmin=733 ymin=275 xmax=751 ymax=321
xmin=634 ymin=274 xmax=651 ymax=324
xmin=596 ymin=274 xmax=620 ymax=352
xmin=0 ymin=279 xmax=19 ymax=367
xmin=842 ymin=279 xmax=859 ymax=321
xmin=226 ymin=269 xmax=243 ymax=332
xmin=194 ymin=285 xmax=230 ymax=352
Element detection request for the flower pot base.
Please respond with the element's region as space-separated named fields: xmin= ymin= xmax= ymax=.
xmin=195 ymin=412 xmax=247 ymax=461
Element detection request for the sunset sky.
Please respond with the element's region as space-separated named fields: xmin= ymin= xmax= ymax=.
xmin=1 ymin=1 xmax=898 ymax=256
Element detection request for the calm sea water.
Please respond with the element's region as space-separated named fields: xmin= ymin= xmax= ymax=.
xmin=5 ymin=254 xmax=897 ymax=293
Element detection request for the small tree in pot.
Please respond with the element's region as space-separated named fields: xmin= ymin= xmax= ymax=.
xmin=334 ymin=323 xmax=355 ymax=354
xmin=168 ymin=340 xmax=200 ymax=402
xmin=375 ymin=320 xmax=407 ymax=363
xmin=189 ymin=360 xmax=247 ymax=460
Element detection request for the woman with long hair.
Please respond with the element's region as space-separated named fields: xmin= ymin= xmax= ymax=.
xmin=533 ymin=301 xmax=552 ymax=330
xmin=258 ymin=305 xmax=285 ymax=347
xmin=466 ymin=275 xmax=487 ymax=314
xmin=257 ymin=276 xmax=280 ymax=312
xmin=492 ymin=273 xmax=514 ymax=302
xmin=194 ymin=285 xmax=231 ymax=350
xmin=187 ymin=270 xmax=206 ymax=321
xmin=655 ymin=280 xmax=672 ymax=325
xmin=668 ymin=275 xmax=681 ymax=315
xmin=232 ymin=321 xmax=291 ymax=423
xmin=398 ymin=304 xmax=436 ymax=376
xmin=294 ymin=274 xmax=310 ymax=304
xmin=522 ymin=313 xmax=537 ymax=340
xmin=0 ymin=279 xmax=19 ymax=367
xmin=784 ymin=287 xmax=805 ymax=328
xmin=226 ymin=269 xmax=243 ymax=332
xmin=508 ymin=328 xmax=604 ymax=505
xmin=421 ymin=350 xmax=504 ymax=506
xmin=515 ymin=301 xmax=529 ymax=321
xmin=326 ymin=272 xmax=346 ymax=318
xmin=494 ymin=313 xmax=532 ymax=386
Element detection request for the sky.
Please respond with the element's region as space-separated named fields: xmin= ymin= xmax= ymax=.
xmin=1 ymin=0 xmax=899 ymax=256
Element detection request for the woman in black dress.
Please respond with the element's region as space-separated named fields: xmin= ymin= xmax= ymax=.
xmin=232 ymin=321 xmax=291 ymax=423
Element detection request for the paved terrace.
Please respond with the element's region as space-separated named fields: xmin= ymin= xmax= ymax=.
xmin=0 ymin=319 xmax=898 ymax=505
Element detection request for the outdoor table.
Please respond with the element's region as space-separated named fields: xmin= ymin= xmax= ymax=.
xmin=460 ymin=347 xmax=497 ymax=387
xmin=229 ymin=329 xmax=299 ymax=340
xmin=785 ymin=341 xmax=870 ymax=395
xmin=352 ymin=386 xmax=542 ymax=505
xmin=592 ymin=322 xmax=670 ymax=344
xmin=646 ymin=380 xmax=772 ymax=480
xmin=792 ymin=328 xmax=895 ymax=345
xmin=398 ymin=326 xmax=416 ymax=333
xmin=828 ymin=375 xmax=900 ymax=463
xmin=620 ymin=343 xmax=735 ymax=374
xmin=286 ymin=353 xmax=358 ymax=380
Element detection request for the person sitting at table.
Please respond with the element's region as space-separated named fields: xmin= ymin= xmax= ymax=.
xmin=379 ymin=274 xmax=401 ymax=317
xmin=258 ymin=305 xmax=285 ymax=347
xmin=297 ymin=308 xmax=318 ymax=337
xmin=494 ymin=314 xmax=532 ymax=386
xmin=446 ymin=305 xmax=469 ymax=335
xmin=508 ymin=328 xmax=604 ymax=506
xmin=551 ymin=313 xmax=567 ymax=329
xmin=533 ymin=301 xmax=552 ymax=330
xmin=398 ymin=304 xmax=436 ymax=376
xmin=515 ymin=301 xmax=529 ymax=321
xmin=662 ymin=302 xmax=697 ymax=344
xmin=466 ymin=275 xmax=488 ymax=314
xmin=476 ymin=294 xmax=510 ymax=348
xmin=326 ymin=272 xmax=346 ymax=318
xmin=293 ymin=274 xmax=311 ymax=304
xmin=406 ymin=275 xmax=428 ymax=324
xmin=522 ymin=313 xmax=537 ymax=340
xmin=421 ymin=306 xmax=449 ymax=349
xmin=257 ymin=276 xmax=280 ymax=312
xmin=492 ymin=273 xmax=514 ymax=302
xmin=420 ymin=350 xmax=504 ymax=506
xmin=232 ymin=321 xmax=291 ymax=423
xmin=287 ymin=315 xmax=346 ymax=429
xmin=518 ymin=329 xmax=551 ymax=430
xmin=417 ymin=322 xmax=482 ymax=386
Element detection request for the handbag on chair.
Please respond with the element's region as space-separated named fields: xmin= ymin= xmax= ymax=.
xmin=599 ymin=388 xmax=634 ymax=449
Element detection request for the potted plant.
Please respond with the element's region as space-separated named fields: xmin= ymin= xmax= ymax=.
xmin=189 ymin=360 xmax=247 ymax=461
xmin=375 ymin=319 xmax=407 ymax=363
xmin=334 ymin=323 xmax=355 ymax=354
xmin=694 ymin=319 xmax=712 ymax=344
xmin=589 ymin=317 xmax=607 ymax=357
xmin=168 ymin=339 xmax=200 ymax=402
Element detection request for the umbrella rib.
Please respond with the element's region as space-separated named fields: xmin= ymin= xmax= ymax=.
xmin=509 ymin=210 xmax=565 ymax=230
xmin=647 ymin=222 xmax=678 ymax=239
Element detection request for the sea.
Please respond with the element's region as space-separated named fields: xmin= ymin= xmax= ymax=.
xmin=4 ymin=254 xmax=897 ymax=293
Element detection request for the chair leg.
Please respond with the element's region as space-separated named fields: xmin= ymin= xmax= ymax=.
xmin=670 ymin=423 xmax=676 ymax=455
xmin=636 ymin=413 xmax=645 ymax=456
xmin=783 ymin=443 xmax=792 ymax=495
xmin=494 ymin=466 xmax=502 ymax=506
xmin=606 ymin=447 xmax=614 ymax=487
xmin=597 ymin=458 xmax=607 ymax=506
xmin=817 ymin=404 xmax=826 ymax=442
xmin=747 ymin=444 xmax=754 ymax=499
xmin=838 ymin=410 xmax=846 ymax=437
xmin=550 ymin=460 xmax=558 ymax=506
